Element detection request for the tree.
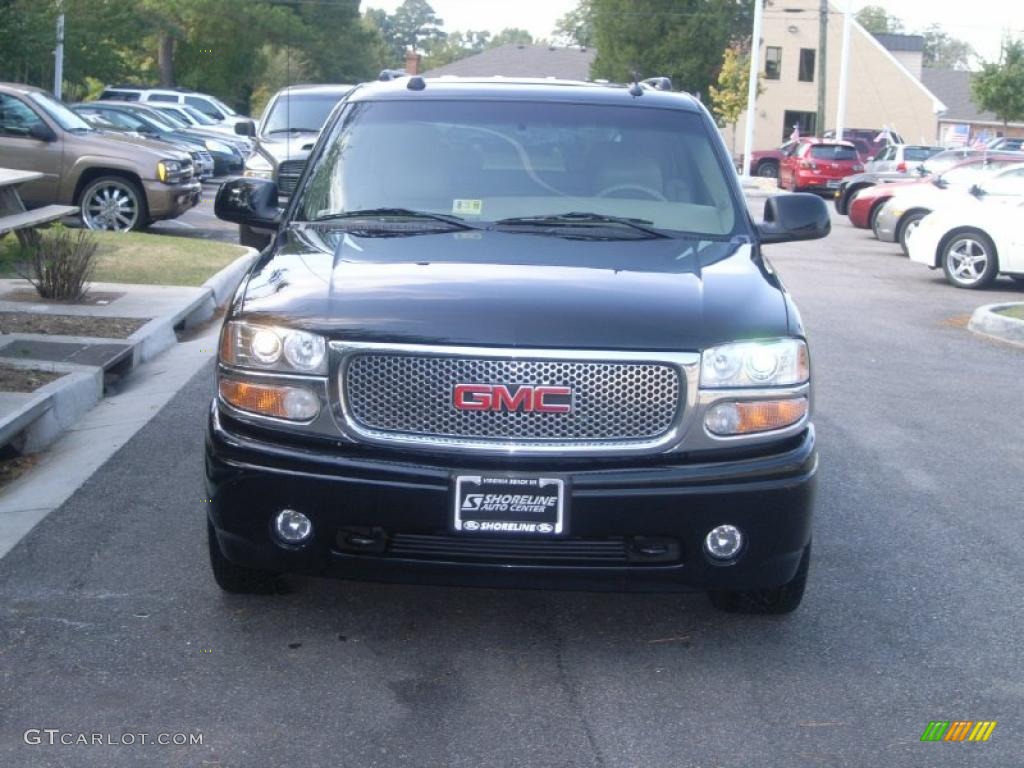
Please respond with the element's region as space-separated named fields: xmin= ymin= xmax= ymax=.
xmin=855 ymin=5 xmax=903 ymax=35
xmin=590 ymin=0 xmax=753 ymax=97
xmin=553 ymin=0 xmax=594 ymax=48
xmin=972 ymin=38 xmax=1024 ymax=129
xmin=489 ymin=28 xmax=535 ymax=48
xmin=392 ymin=0 xmax=446 ymax=53
xmin=709 ymin=43 xmax=761 ymax=155
xmin=921 ymin=24 xmax=974 ymax=70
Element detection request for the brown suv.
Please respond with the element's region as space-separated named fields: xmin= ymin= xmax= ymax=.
xmin=0 ymin=83 xmax=201 ymax=231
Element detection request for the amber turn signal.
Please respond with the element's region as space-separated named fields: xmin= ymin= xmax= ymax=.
xmin=219 ymin=378 xmax=320 ymax=421
xmin=704 ymin=397 xmax=808 ymax=436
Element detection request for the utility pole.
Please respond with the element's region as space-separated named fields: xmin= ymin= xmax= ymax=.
xmin=741 ymin=0 xmax=765 ymax=178
xmin=816 ymin=0 xmax=828 ymax=136
xmin=54 ymin=1 xmax=65 ymax=99
xmin=835 ymin=0 xmax=853 ymax=140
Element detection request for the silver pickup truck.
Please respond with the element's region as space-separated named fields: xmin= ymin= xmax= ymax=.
xmin=236 ymin=84 xmax=352 ymax=248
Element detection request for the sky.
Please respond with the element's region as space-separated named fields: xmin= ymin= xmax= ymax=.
xmin=365 ymin=0 xmax=1022 ymax=63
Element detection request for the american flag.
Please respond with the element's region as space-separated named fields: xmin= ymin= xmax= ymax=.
xmin=945 ymin=124 xmax=970 ymax=147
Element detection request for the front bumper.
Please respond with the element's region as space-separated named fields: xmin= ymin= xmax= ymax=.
xmin=144 ymin=180 xmax=202 ymax=220
xmin=205 ymin=404 xmax=817 ymax=593
xmin=874 ymin=205 xmax=900 ymax=242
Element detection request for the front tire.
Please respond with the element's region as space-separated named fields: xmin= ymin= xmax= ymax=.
xmin=79 ymin=176 xmax=147 ymax=232
xmin=207 ymin=522 xmax=284 ymax=594
xmin=708 ymin=543 xmax=810 ymax=614
xmin=941 ymin=230 xmax=999 ymax=289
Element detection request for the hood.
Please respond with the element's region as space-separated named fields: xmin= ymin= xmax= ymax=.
xmin=67 ymin=129 xmax=191 ymax=162
xmin=255 ymin=132 xmax=319 ymax=164
xmin=234 ymin=226 xmax=790 ymax=352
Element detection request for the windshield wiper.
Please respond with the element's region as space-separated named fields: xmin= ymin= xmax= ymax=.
xmin=267 ymin=128 xmax=318 ymax=135
xmin=311 ymin=208 xmax=483 ymax=230
xmin=493 ymin=212 xmax=670 ymax=239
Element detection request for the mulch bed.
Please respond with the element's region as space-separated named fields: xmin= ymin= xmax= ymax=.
xmin=0 ymin=365 xmax=64 ymax=393
xmin=0 ymin=312 xmax=148 ymax=339
xmin=0 ymin=452 xmax=41 ymax=489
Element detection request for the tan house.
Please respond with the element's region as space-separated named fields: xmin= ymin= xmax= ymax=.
xmin=727 ymin=0 xmax=945 ymax=152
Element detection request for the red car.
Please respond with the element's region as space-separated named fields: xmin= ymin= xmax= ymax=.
xmin=745 ymin=140 xmax=797 ymax=179
xmin=847 ymin=153 xmax=1024 ymax=230
xmin=779 ymin=139 xmax=863 ymax=193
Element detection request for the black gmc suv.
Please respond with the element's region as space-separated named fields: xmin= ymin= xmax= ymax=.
xmin=209 ymin=76 xmax=830 ymax=613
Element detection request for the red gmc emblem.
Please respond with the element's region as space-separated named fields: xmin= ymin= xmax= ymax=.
xmin=453 ymin=384 xmax=572 ymax=413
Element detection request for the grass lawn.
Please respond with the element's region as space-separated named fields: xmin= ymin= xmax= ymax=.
xmin=996 ymin=304 xmax=1024 ymax=321
xmin=0 ymin=229 xmax=245 ymax=287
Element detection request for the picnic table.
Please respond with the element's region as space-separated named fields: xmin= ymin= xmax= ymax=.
xmin=0 ymin=168 xmax=78 ymax=247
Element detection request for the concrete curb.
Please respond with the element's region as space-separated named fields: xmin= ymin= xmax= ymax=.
xmin=0 ymin=359 xmax=102 ymax=453
xmin=0 ymin=247 xmax=257 ymax=452
xmin=968 ymin=302 xmax=1024 ymax=347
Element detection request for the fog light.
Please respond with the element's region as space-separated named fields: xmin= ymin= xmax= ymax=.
xmin=274 ymin=509 xmax=312 ymax=544
xmin=704 ymin=524 xmax=743 ymax=560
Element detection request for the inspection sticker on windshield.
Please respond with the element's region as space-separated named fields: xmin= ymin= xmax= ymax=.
xmin=452 ymin=199 xmax=483 ymax=216
xmin=453 ymin=475 xmax=567 ymax=537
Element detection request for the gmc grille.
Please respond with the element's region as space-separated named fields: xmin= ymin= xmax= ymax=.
xmin=340 ymin=351 xmax=683 ymax=449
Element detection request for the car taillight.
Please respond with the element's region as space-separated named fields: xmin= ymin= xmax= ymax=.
xmin=897 ymin=162 xmax=907 ymax=172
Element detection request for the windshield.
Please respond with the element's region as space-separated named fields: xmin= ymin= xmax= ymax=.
xmin=181 ymin=105 xmax=217 ymax=125
xmin=262 ymin=91 xmax=349 ymax=135
xmin=150 ymin=108 xmax=189 ymax=129
xmin=922 ymin=150 xmax=976 ymax=175
xmin=135 ymin=108 xmax=179 ymax=131
xmin=28 ymin=92 xmax=91 ymax=131
xmin=211 ymin=96 xmax=236 ymax=116
xmin=903 ymin=146 xmax=940 ymax=162
xmin=299 ymin=100 xmax=741 ymax=237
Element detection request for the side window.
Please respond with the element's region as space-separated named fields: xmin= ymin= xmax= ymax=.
xmin=185 ymin=96 xmax=222 ymax=119
xmin=798 ymin=49 xmax=816 ymax=82
xmin=147 ymin=93 xmax=178 ymax=103
xmin=0 ymin=94 xmax=45 ymax=137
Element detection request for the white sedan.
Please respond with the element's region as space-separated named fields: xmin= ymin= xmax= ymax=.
xmin=906 ymin=171 xmax=1024 ymax=289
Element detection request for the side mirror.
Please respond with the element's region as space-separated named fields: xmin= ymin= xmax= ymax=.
xmin=214 ymin=177 xmax=281 ymax=229
xmin=757 ymin=194 xmax=830 ymax=244
xmin=28 ymin=122 xmax=57 ymax=142
xmin=235 ymin=120 xmax=256 ymax=137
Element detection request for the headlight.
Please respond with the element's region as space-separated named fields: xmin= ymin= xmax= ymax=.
xmin=205 ymin=138 xmax=231 ymax=153
xmin=220 ymin=321 xmax=327 ymax=374
xmin=157 ymin=159 xmax=183 ymax=183
xmin=243 ymin=153 xmax=273 ymax=179
xmin=700 ymin=339 xmax=808 ymax=388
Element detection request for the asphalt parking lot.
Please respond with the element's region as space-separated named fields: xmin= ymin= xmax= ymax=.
xmin=149 ymin=181 xmax=239 ymax=243
xmin=0 ymin=206 xmax=1021 ymax=767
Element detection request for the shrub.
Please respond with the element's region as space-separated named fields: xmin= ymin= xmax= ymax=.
xmin=17 ymin=226 xmax=99 ymax=302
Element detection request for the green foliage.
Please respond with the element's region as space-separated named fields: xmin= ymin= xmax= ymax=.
xmin=855 ymin=5 xmax=903 ymax=34
xmin=972 ymin=38 xmax=1024 ymax=126
xmin=921 ymin=24 xmax=975 ymax=70
xmin=553 ymin=1 xmax=594 ymax=48
xmin=590 ymin=0 xmax=753 ymax=97
xmin=709 ymin=44 xmax=759 ymax=127
xmin=0 ymin=0 xmax=382 ymax=114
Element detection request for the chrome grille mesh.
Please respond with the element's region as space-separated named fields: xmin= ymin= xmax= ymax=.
xmin=276 ymin=160 xmax=305 ymax=195
xmin=343 ymin=353 xmax=681 ymax=444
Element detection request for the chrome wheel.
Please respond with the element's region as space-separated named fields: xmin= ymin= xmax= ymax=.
xmin=81 ymin=179 xmax=141 ymax=231
xmin=943 ymin=234 xmax=997 ymax=289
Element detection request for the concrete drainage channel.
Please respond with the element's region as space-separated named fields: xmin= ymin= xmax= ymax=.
xmin=0 ymin=248 xmax=258 ymax=453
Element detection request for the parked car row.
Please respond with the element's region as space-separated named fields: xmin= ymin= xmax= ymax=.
xmin=831 ymin=145 xmax=1024 ymax=288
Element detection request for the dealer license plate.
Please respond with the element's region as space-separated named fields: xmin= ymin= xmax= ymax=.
xmin=453 ymin=475 xmax=567 ymax=537
xmin=826 ymin=180 xmax=840 ymax=189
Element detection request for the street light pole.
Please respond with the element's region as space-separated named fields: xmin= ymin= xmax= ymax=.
xmin=54 ymin=1 xmax=65 ymax=99
xmin=741 ymin=0 xmax=764 ymax=178
xmin=835 ymin=0 xmax=853 ymax=140
xmin=816 ymin=0 xmax=828 ymax=136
